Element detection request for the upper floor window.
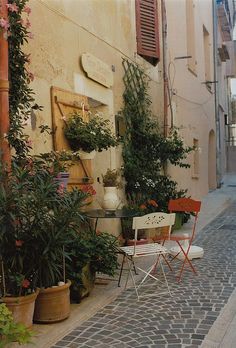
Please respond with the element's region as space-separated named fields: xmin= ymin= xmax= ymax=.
xmin=135 ymin=0 xmax=160 ymax=66
xmin=186 ymin=0 xmax=197 ymax=75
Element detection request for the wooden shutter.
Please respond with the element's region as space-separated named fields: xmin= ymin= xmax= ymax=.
xmin=135 ymin=0 xmax=160 ymax=65
xmin=51 ymin=87 xmax=93 ymax=189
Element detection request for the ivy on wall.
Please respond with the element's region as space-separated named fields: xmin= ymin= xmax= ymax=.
xmin=120 ymin=59 xmax=193 ymax=211
xmin=0 ymin=0 xmax=41 ymax=159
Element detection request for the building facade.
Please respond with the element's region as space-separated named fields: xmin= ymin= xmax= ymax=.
xmin=23 ymin=0 xmax=235 ymax=207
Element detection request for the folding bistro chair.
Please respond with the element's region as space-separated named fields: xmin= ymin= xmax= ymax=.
xmin=118 ymin=212 xmax=176 ymax=300
xmin=167 ymin=198 xmax=201 ymax=282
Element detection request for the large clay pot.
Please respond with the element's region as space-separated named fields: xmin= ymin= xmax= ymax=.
xmin=33 ymin=280 xmax=71 ymax=323
xmin=102 ymin=187 xmax=120 ymax=211
xmin=3 ymin=290 xmax=39 ymax=328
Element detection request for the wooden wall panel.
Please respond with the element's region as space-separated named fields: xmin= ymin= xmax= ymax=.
xmin=51 ymin=86 xmax=93 ymax=187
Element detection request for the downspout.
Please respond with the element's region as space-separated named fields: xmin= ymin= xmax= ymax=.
xmin=161 ymin=0 xmax=168 ymax=138
xmin=212 ymin=0 xmax=221 ymax=188
xmin=0 ymin=0 xmax=11 ymax=170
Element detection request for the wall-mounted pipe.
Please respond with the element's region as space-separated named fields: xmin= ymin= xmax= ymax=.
xmin=0 ymin=0 xmax=11 ymax=169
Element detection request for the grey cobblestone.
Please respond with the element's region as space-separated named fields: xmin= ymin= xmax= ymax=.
xmin=53 ymin=203 xmax=236 ymax=347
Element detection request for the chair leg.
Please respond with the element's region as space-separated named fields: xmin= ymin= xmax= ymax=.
xmin=127 ymin=258 xmax=139 ymax=300
xmin=176 ymin=242 xmax=197 ymax=282
xmin=159 ymin=258 xmax=172 ymax=296
xmin=117 ymin=254 xmax=125 ymax=287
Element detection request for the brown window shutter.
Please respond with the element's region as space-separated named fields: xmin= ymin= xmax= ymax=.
xmin=136 ymin=0 xmax=160 ymax=66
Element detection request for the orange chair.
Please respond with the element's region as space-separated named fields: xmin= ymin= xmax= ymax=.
xmin=167 ymin=198 xmax=201 ymax=282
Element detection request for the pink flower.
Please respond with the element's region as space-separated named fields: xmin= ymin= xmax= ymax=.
xmin=26 ymin=139 xmax=33 ymax=147
xmin=23 ymin=6 xmax=31 ymax=15
xmin=22 ymin=279 xmax=30 ymax=288
xmin=0 ymin=18 xmax=10 ymax=31
xmin=6 ymin=3 xmax=19 ymax=13
xmin=26 ymin=70 xmax=34 ymax=81
xmin=15 ymin=240 xmax=23 ymax=247
xmin=57 ymin=183 xmax=65 ymax=195
xmin=25 ymin=18 xmax=31 ymax=28
xmin=28 ymin=32 xmax=34 ymax=39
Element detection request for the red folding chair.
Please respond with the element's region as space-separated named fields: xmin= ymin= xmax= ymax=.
xmin=167 ymin=198 xmax=201 ymax=282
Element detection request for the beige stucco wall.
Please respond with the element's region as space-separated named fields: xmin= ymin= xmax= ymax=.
xmin=165 ymin=0 xmax=217 ymax=199
xmin=24 ymin=0 xmax=164 ymax=234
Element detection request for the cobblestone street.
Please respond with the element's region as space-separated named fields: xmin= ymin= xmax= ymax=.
xmin=52 ymin=202 xmax=236 ymax=348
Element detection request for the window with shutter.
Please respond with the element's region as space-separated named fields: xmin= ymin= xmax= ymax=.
xmin=135 ymin=0 xmax=160 ymax=66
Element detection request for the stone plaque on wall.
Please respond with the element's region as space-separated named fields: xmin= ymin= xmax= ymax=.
xmin=81 ymin=53 xmax=113 ymax=88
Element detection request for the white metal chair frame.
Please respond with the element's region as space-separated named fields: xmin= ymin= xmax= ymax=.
xmin=118 ymin=212 xmax=176 ymax=300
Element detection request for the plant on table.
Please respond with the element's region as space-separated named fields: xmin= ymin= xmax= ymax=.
xmin=102 ymin=168 xmax=121 ymax=188
xmin=63 ymin=112 xmax=118 ymax=153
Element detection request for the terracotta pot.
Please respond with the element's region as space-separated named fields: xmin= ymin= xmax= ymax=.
xmin=33 ymin=280 xmax=71 ymax=323
xmin=3 ymin=290 xmax=39 ymax=328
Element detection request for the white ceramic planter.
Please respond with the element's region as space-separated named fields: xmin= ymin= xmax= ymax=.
xmin=102 ymin=187 xmax=120 ymax=211
xmin=78 ymin=150 xmax=96 ymax=160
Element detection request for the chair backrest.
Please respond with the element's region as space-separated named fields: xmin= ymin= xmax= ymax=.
xmin=168 ymin=198 xmax=201 ymax=214
xmin=168 ymin=198 xmax=201 ymax=241
xmin=132 ymin=212 xmax=176 ymax=242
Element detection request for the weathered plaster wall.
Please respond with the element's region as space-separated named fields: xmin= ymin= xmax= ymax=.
xmin=24 ymin=0 xmax=163 ymax=234
xmin=165 ymin=0 xmax=216 ymax=198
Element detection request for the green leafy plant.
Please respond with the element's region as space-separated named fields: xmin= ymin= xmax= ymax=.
xmin=0 ymin=303 xmax=33 ymax=347
xmin=2 ymin=0 xmax=42 ymax=159
xmin=120 ymin=60 xmax=192 ymax=212
xmin=64 ymin=112 xmax=117 ymax=153
xmin=66 ymin=229 xmax=118 ymax=302
xmin=0 ymin=159 xmax=90 ymax=293
xmin=102 ymin=168 xmax=121 ymax=188
xmin=37 ymin=150 xmax=81 ymax=176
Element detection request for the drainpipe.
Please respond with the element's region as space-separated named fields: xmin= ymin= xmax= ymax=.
xmin=0 ymin=0 xmax=11 ymax=170
xmin=161 ymin=0 xmax=168 ymax=138
xmin=212 ymin=0 xmax=221 ymax=188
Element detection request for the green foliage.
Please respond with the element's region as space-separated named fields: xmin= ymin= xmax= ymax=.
xmin=66 ymin=229 xmax=119 ymax=300
xmin=7 ymin=0 xmax=42 ymax=159
xmin=64 ymin=112 xmax=117 ymax=153
xmin=37 ymin=150 xmax=81 ymax=176
xmin=102 ymin=169 xmax=121 ymax=187
xmin=0 ymin=303 xmax=33 ymax=347
xmin=0 ymin=159 xmax=89 ymax=294
xmin=120 ymin=60 xmax=192 ymax=211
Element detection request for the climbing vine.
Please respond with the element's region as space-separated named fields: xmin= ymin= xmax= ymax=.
xmin=120 ymin=59 xmax=193 ymax=211
xmin=0 ymin=0 xmax=41 ymax=159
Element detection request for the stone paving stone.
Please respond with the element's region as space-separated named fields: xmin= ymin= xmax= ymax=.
xmin=53 ymin=205 xmax=236 ymax=348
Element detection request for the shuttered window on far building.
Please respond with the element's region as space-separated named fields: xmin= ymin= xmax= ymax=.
xmin=135 ymin=0 xmax=160 ymax=66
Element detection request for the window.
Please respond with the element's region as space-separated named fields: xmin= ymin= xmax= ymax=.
xmin=135 ymin=0 xmax=160 ymax=66
xmin=186 ymin=0 xmax=197 ymax=75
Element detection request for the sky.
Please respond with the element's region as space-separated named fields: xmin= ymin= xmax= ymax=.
xmin=231 ymin=79 xmax=236 ymax=96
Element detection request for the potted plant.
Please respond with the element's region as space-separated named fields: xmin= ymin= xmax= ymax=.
xmin=37 ymin=150 xmax=81 ymax=188
xmin=0 ymin=303 xmax=33 ymax=347
xmin=0 ymin=159 xmax=89 ymax=324
xmin=102 ymin=169 xmax=121 ymax=211
xmin=67 ymin=229 xmax=119 ymax=303
xmin=63 ymin=112 xmax=117 ymax=159
xmin=121 ymin=195 xmax=159 ymax=245
xmin=0 ymin=163 xmax=40 ymax=328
